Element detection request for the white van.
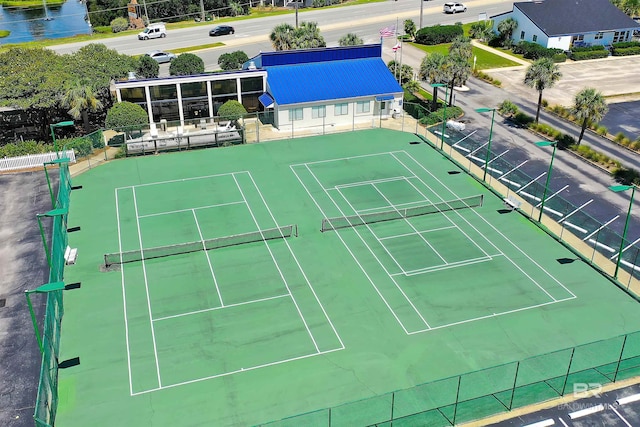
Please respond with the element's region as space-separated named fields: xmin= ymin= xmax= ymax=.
xmin=138 ymin=23 xmax=166 ymax=40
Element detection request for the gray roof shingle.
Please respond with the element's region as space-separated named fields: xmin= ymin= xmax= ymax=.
xmin=515 ymin=0 xmax=640 ymax=36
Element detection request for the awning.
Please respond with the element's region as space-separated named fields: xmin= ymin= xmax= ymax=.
xmin=258 ymin=93 xmax=274 ymax=109
xmin=375 ymin=95 xmax=394 ymax=101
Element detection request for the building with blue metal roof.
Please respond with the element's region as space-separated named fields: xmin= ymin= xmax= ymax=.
xmin=248 ymin=44 xmax=404 ymax=130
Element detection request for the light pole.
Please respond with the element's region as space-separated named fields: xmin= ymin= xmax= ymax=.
xmin=535 ymin=141 xmax=558 ymax=222
xmin=50 ymin=121 xmax=74 ymax=157
xmin=476 ymin=107 xmax=496 ymax=182
xmin=431 ymin=82 xmax=448 ymax=150
xmin=609 ymin=184 xmax=636 ymax=279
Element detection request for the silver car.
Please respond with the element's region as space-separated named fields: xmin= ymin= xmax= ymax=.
xmin=443 ymin=2 xmax=466 ymax=13
xmin=145 ymin=50 xmax=177 ymax=64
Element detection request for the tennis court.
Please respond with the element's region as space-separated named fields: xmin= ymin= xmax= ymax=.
xmin=56 ymin=129 xmax=640 ymax=426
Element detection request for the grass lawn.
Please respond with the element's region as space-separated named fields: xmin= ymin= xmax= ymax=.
xmin=409 ymin=42 xmax=521 ymax=69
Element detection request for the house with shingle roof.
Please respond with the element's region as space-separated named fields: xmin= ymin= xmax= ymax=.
xmin=491 ymin=0 xmax=640 ymax=51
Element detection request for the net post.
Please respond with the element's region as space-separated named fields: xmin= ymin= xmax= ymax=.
xmin=294 ymin=224 xmax=298 ymax=237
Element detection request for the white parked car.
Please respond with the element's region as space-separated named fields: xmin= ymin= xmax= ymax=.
xmin=443 ymin=2 xmax=466 ymax=13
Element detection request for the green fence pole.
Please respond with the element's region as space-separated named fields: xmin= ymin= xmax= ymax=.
xmin=25 ymin=291 xmax=44 ymax=354
xmin=507 ymin=361 xmax=520 ymax=410
xmin=43 ymin=164 xmax=55 ymax=208
xmin=613 ymin=335 xmax=628 ymax=382
xmin=560 ymin=348 xmax=576 ymax=396
xmin=37 ymin=215 xmax=52 ymax=268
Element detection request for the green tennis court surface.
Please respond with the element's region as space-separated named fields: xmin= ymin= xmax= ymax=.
xmin=57 ymin=129 xmax=640 ymax=426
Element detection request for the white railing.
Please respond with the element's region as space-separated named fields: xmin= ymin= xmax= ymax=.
xmin=0 ymin=150 xmax=76 ymax=172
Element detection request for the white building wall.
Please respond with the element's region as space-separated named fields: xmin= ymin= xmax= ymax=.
xmin=547 ymin=36 xmax=571 ymax=50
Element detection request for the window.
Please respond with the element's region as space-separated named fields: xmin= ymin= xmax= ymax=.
xmin=335 ymin=103 xmax=348 ymax=116
xmin=532 ymin=35 xmax=537 ymax=42
xmin=312 ymin=106 xmax=326 ymax=119
xmin=288 ymin=108 xmax=303 ymax=121
xmin=356 ymin=101 xmax=370 ymax=114
xmin=595 ymin=32 xmax=603 ymax=40
xmin=520 ymin=31 xmax=525 ymax=40
xmin=613 ymin=31 xmax=628 ymax=43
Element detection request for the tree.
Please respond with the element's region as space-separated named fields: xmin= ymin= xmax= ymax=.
xmin=620 ymin=0 xmax=640 ymax=17
xmin=229 ymin=1 xmax=245 ymax=16
xmin=497 ymin=18 xmax=517 ymax=47
xmin=218 ymin=51 xmax=249 ymax=71
xmin=523 ymin=57 xmax=562 ymax=123
xmin=404 ymin=19 xmax=416 ymax=40
xmin=387 ymin=60 xmax=413 ymax=85
xmin=469 ymin=21 xmax=494 ymax=42
xmin=66 ymin=44 xmax=137 ymax=90
xmin=169 ymin=53 xmax=205 ymax=76
xmin=269 ymin=21 xmax=326 ymax=51
xmin=218 ymin=100 xmax=247 ymax=123
xmin=403 ymin=79 xmax=421 ymax=94
xmin=270 ymin=23 xmax=295 ymax=51
xmin=339 ymin=33 xmax=363 ymax=46
xmin=60 ymin=81 xmax=104 ymax=133
xmin=105 ymin=101 xmax=148 ymax=130
xmin=572 ymin=88 xmax=608 ymax=145
xmin=419 ymin=52 xmax=448 ymax=110
xmin=445 ymin=54 xmax=471 ymax=106
xmin=110 ymin=17 xmax=129 ymax=33
xmin=137 ymin=55 xmax=160 ymax=79
xmin=449 ymin=36 xmax=472 ymax=62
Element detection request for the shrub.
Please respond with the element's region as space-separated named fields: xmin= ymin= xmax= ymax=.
xmin=415 ymin=24 xmax=464 ymax=45
xmin=612 ymin=41 xmax=640 ymax=49
xmin=0 ymin=140 xmax=52 ymax=157
xmin=555 ymin=134 xmax=576 ymax=149
xmin=513 ymin=111 xmax=534 ymax=126
xmin=110 ymin=17 xmax=129 ymax=33
xmin=59 ymin=137 xmax=93 ymax=157
xmin=418 ymin=106 xmax=463 ymax=126
xmin=136 ymin=54 xmax=159 ymax=78
xmin=498 ymin=100 xmax=518 ymax=117
xmin=105 ymin=101 xmax=149 ymax=130
xmin=612 ymin=167 xmax=640 ymax=185
xmin=552 ymin=53 xmax=567 ymax=63
xmin=512 ymin=41 xmax=562 ymax=60
xmin=615 ymin=132 xmax=626 ymax=143
xmin=217 ymin=100 xmax=247 ymax=122
xmin=473 ymin=70 xmax=501 ymax=86
xmin=487 ymin=36 xmax=502 ymax=48
xmin=612 ymin=47 xmax=640 ymax=56
xmin=596 ymin=125 xmax=608 ymax=136
xmin=169 ymin=53 xmax=205 ymax=76
xmin=571 ymin=45 xmax=607 ymax=52
xmin=570 ymin=50 xmax=610 ymax=60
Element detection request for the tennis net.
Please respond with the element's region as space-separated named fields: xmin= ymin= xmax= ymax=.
xmin=104 ymin=224 xmax=297 ymax=266
xmin=321 ymin=195 xmax=483 ymax=232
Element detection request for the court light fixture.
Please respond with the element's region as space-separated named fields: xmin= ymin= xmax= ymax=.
xmin=25 ymin=281 xmax=80 ymax=353
xmin=609 ymin=184 xmax=636 ymax=279
xmin=431 ymin=82 xmax=449 ymax=150
xmin=50 ymin=120 xmax=74 ymax=158
xmin=535 ymin=141 xmax=558 ymax=223
xmin=476 ymin=108 xmax=496 ymax=182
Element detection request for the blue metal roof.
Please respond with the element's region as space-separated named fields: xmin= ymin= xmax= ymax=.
xmin=257 ymin=44 xmax=382 ymax=67
xmin=258 ymin=93 xmax=274 ymax=108
xmin=267 ymin=58 xmax=403 ymax=106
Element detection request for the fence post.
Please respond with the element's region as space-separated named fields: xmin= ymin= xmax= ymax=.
xmin=613 ymin=334 xmax=628 ymax=382
xmin=507 ymin=361 xmax=520 ymax=410
xmin=560 ymin=347 xmax=576 ymax=396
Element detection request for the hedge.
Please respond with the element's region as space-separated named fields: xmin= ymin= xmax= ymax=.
xmin=571 ymin=45 xmax=606 ymax=52
xmin=569 ymin=50 xmax=609 ymax=60
xmin=419 ymin=106 xmax=463 ymax=126
xmin=415 ymin=24 xmax=463 ymax=45
xmin=512 ymin=41 xmax=563 ymax=60
xmin=612 ymin=41 xmax=640 ymax=49
xmin=612 ymin=46 xmax=640 ymax=56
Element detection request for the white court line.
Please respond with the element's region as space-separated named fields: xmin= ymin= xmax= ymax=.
xmin=290 ymin=150 xmax=405 ymax=167
xmin=334 ymin=186 xmax=411 ymax=274
xmin=191 ymin=209 xmax=224 ymax=307
xmin=243 ymin=171 xmax=345 ymax=350
xmin=400 ymin=150 xmax=577 ymax=301
xmin=371 ymin=181 xmax=448 ymax=264
xmin=391 ymin=254 xmax=500 ymax=277
xmin=379 ymin=225 xmax=457 ymax=241
xmin=232 ymin=173 xmax=321 ymax=353
xmin=408 ymin=298 xmax=575 ymax=334
xmin=333 ymin=175 xmax=417 ymax=190
xmin=291 ymin=165 xmax=414 ymax=335
xmin=305 ymin=164 xmax=432 ymax=330
xmin=153 ymin=294 xmax=290 ymax=322
xmin=131 ymin=347 xmax=343 ymax=396
xmin=138 ymin=201 xmax=245 ymax=219
xmin=115 ymin=171 xmax=237 ymax=190
xmin=115 ymin=188 xmax=134 ymax=396
xmin=131 ymin=187 xmax=163 ymax=388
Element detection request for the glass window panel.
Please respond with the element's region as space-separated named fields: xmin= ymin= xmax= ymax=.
xmin=181 ymin=82 xmax=207 ymax=98
xmin=240 ymin=76 xmax=263 ymax=93
xmin=211 ymin=79 xmax=237 ymax=96
xmin=120 ymin=87 xmax=146 ymax=103
xmin=149 ymin=84 xmax=177 ymax=101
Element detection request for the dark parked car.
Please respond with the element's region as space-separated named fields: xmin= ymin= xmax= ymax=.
xmin=144 ymin=50 xmax=177 ymax=64
xmin=209 ymin=25 xmax=235 ymax=36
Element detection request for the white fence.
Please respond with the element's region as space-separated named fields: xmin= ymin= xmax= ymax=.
xmin=0 ymin=150 xmax=76 ymax=172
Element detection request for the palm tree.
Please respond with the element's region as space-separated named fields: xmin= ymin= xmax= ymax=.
xmin=60 ymin=81 xmax=103 ymax=133
xmin=446 ymin=54 xmax=471 ymax=106
xmin=339 ymin=33 xmax=363 ymax=46
xmin=419 ymin=53 xmax=448 ymax=110
xmin=572 ymin=88 xmax=608 ymax=145
xmin=449 ymin=36 xmax=472 ymax=62
xmin=404 ymin=19 xmax=416 ymax=40
xmin=523 ymin=57 xmax=562 ymax=123
xmin=497 ymin=17 xmax=517 ymax=47
xmin=270 ymin=23 xmax=294 ymax=51
xmin=621 ymin=0 xmax=640 ymax=17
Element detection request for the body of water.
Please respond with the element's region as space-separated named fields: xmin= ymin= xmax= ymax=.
xmin=0 ymin=0 xmax=91 ymax=45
